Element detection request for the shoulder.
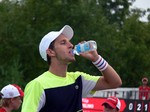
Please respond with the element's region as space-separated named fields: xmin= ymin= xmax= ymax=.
xmin=139 ymin=86 xmax=143 ymax=89
xmin=67 ymin=71 xmax=100 ymax=82
xmin=26 ymin=71 xmax=50 ymax=86
xmin=67 ymin=71 xmax=91 ymax=78
xmin=0 ymin=108 xmax=6 ymax=112
xmin=67 ymin=71 xmax=86 ymax=76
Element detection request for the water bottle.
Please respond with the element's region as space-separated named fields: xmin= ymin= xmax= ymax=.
xmin=73 ymin=40 xmax=97 ymax=55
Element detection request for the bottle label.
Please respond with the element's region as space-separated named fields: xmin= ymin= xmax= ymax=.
xmin=76 ymin=44 xmax=81 ymax=53
xmin=80 ymin=43 xmax=90 ymax=52
xmin=73 ymin=40 xmax=97 ymax=55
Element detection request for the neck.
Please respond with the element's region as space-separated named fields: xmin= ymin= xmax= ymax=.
xmin=49 ymin=62 xmax=68 ymax=77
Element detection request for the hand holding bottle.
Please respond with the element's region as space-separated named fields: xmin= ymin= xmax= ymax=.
xmin=73 ymin=40 xmax=97 ymax=55
xmin=72 ymin=40 xmax=99 ymax=62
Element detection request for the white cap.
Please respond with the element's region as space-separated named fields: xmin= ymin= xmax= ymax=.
xmin=39 ymin=25 xmax=74 ymax=61
xmin=0 ymin=84 xmax=24 ymax=98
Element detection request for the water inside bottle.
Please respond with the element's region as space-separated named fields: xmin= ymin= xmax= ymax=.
xmin=72 ymin=40 xmax=97 ymax=55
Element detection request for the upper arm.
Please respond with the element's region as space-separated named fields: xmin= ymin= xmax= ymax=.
xmin=93 ymin=65 xmax=122 ymax=91
xmin=93 ymin=76 xmax=111 ymax=91
xmin=93 ymin=75 xmax=121 ymax=91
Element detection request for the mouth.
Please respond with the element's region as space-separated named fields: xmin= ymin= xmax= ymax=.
xmin=69 ymin=50 xmax=74 ymax=56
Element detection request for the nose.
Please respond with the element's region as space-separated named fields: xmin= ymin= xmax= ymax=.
xmin=68 ymin=41 xmax=73 ymax=48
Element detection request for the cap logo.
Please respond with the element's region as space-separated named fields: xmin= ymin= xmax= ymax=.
xmin=8 ymin=92 xmax=14 ymax=97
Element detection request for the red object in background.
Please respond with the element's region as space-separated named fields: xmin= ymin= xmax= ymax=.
xmin=82 ymin=97 xmax=150 ymax=112
xmin=82 ymin=97 xmax=126 ymax=112
xmin=139 ymin=86 xmax=150 ymax=100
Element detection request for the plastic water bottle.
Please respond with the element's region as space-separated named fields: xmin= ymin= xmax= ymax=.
xmin=73 ymin=40 xmax=97 ymax=55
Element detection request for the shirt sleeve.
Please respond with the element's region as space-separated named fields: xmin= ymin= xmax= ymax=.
xmin=21 ymin=80 xmax=45 ymax=112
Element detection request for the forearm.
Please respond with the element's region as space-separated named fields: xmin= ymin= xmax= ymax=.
xmin=80 ymin=50 xmax=122 ymax=89
xmin=92 ymin=55 xmax=122 ymax=90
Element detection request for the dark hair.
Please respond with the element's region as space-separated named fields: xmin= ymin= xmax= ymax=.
xmin=0 ymin=92 xmax=3 ymax=99
xmin=47 ymin=40 xmax=55 ymax=65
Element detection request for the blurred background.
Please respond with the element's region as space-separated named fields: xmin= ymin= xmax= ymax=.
xmin=0 ymin=0 xmax=150 ymax=111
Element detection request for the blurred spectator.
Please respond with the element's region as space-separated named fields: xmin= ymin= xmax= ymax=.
xmin=0 ymin=84 xmax=24 ymax=112
xmin=102 ymin=96 xmax=121 ymax=112
xmin=139 ymin=77 xmax=150 ymax=100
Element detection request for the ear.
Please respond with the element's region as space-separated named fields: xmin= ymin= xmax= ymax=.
xmin=46 ymin=49 xmax=55 ymax=57
xmin=10 ymin=98 xmax=15 ymax=103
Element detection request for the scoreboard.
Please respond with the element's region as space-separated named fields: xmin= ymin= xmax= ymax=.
xmin=124 ymin=100 xmax=150 ymax=112
xmin=82 ymin=97 xmax=150 ymax=112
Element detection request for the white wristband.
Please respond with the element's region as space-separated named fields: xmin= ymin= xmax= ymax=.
xmin=92 ymin=55 xmax=102 ymax=65
xmin=92 ymin=55 xmax=108 ymax=71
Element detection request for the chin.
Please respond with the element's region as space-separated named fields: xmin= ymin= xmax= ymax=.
xmin=67 ymin=59 xmax=76 ymax=64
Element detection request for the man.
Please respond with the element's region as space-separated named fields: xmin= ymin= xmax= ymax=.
xmin=139 ymin=77 xmax=150 ymax=100
xmin=0 ymin=84 xmax=24 ymax=112
xmin=102 ymin=96 xmax=121 ymax=112
xmin=21 ymin=25 xmax=122 ymax=112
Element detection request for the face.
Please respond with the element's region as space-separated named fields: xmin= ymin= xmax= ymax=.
xmin=103 ymin=104 xmax=118 ymax=112
xmin=142 ymin=80 xmax=148 ymax=85
xmin=50 ymin=34 xmax=75 ymax=64
xmin=11 ymin=96 xmax=22 ymax=110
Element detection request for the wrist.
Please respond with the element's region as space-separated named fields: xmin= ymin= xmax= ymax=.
xmin=92 ymin=55 xmax=108 ymax=71
xmin=91 ymin=55 xmax=100 ymax=62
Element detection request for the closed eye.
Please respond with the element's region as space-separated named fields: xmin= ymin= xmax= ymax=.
xmin=61 ymin=41 xmax=65 ymax=44
xmin=60 ymin=40 xmax=67 ymax=45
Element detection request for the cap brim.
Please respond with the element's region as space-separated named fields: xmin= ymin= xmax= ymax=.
xmin=142 ymin=78 xmax=148 ymax=82
xmin=102 ymin=102 xmax=116 ymax=109
xmin=60 ymin=25 xmax=73 ymax=40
